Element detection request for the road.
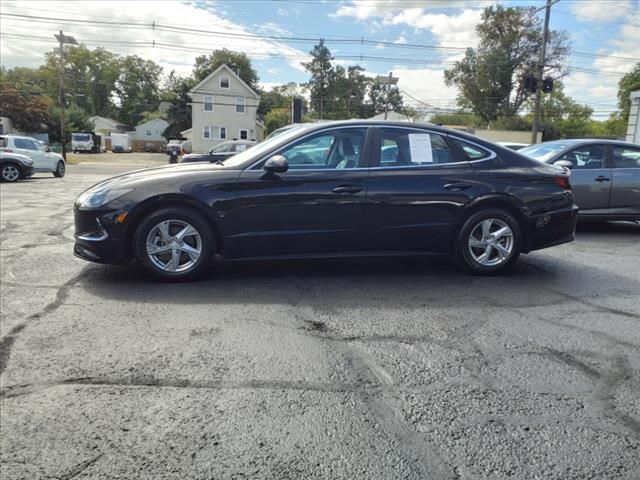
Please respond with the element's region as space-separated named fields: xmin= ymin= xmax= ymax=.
xmin=1 ymin=162 xmax=639 ymax=479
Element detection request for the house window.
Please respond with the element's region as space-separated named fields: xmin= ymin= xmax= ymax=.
xmin=220 ymin=127 xmax=227 ymax=139
xmin=220 ymin=75 xmax=230 ymax=89
xmin=236 ymin=97 xmax=246 ymax=114
xmin=239 ymin=129 xmax=248 ymax=140
xmin=203 ymin=96 xmax=213 ymax=112
xmin=203 ymin=126 xmax=211 ymax=139
xmin=211 ymin=127 xmax=220 ymax=139
xmin=146 ymin=130 xmax=152 ymax=136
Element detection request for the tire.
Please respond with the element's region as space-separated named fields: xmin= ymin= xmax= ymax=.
xmin=133 ymin=207 xmax=214 ymax=281
xmin=454 ymin=208 xmax=521 ymax=275
xmin=1 ymin=163 xmax=22 ymax=182
xmin=53 ymin=161 xmax=65 ymax=178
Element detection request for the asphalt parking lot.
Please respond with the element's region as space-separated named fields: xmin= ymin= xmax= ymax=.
xmin=1 ymin=161 xmax=639 ymax=480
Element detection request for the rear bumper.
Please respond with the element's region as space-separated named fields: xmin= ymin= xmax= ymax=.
xmin=527 ymin=204 xmax=579 ymax=252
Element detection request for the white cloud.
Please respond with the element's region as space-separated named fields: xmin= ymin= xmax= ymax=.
xmin=0 ymin=0 xmax=310 ymax=76
xmin=333 ymin=0 xmax=487 ymax=19
xmin=393 ymin=35 xmax=408 ymax=45
xmin=569 ymin=0 xmax=634 ymax=20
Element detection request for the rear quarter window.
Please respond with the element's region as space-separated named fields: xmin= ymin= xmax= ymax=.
xmin=452 ymin=138 xmax=492 ymax=161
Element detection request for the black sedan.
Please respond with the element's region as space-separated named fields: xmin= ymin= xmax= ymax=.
xmin=1 ymin=151 xmax=34 ymax=182
xmin=180 ymin=140 xmax=256 ymax=164
xmin=520 ymin=139 xmax=640 ymax=222
xmin=74 ymin=121 xmax=578 ymax=281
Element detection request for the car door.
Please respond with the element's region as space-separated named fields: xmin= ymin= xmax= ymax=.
xmin=609 ymin=144 xmax=640 ymax=218
xmin=553 ymin=143 xmax=611 ymax=215
xmin=364 ymin=126 xmax=483 ymax=251
xmin=13 ymin=138 xmax=49 ymax=171
xmin=223 ymin=126 xmax=371 ymax=258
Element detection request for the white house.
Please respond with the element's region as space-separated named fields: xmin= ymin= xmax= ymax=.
xmin=128 ymin=118 xmax=169 ymax=141
xmin=88 ymin=116 xmax=127 ymax=136
xmin=189 ymin=64 xmax=261 ymax=153
xmin=626 ymin=90 xmax=640 ymax=144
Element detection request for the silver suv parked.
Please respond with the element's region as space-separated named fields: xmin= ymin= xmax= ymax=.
xmin=0 ymin=135 xmax=66 ymax=177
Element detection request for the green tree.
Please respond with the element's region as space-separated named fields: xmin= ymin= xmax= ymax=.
xmin=0 ymin=84 xmax=51 ymax=133
xmin=193 ymin=49 xmax=259 ymax=91
xmin=48 ymin=104 xmax=94 ymax=142
xmin=430 ymin=111 xmax=483 ymax=127
xmin=369 ymin=76 xmax=404 ymax=115
xmin=617 ymin=63 xmax=640 ymax=121
xmin=163 ymin=76 xmax=194 ymax=139
xmin=115 ymin=55 xmax=163 ymax=127
xmin=264 ymin=109 xmax=291 ymax=134
xmin=302 ymin=40 xmax=337 ymax=119
xmin=444 ymin=5 xmax=569 ymax=123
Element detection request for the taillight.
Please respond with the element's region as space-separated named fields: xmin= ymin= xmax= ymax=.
xmin=0 ymin=148 xmax=12 ymax=153
xmin=554 ymin=176 xmax=571 ymax=189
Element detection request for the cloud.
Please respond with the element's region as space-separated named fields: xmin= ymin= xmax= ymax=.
xmin=0 ymin=0 xmax=310 ymax=76
xmin=393 ymin=35 xmax=408 ymax=45
xmin=569 ymin=0 xmax=634 ymax=20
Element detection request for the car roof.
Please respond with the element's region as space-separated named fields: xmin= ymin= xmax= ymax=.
xmin=540 ymin=138 xmax=636 ymax=147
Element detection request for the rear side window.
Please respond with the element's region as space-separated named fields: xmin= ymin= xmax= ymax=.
xmin=379 ymin=129 xmax=455 ymax=166
xmin=612 ymin=146 xmax=640 ymax=168
xmin=452 ymin=139 xmax=492 ymax=161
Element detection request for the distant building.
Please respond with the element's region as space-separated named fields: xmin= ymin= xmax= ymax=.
xmin=89 ymin=116 xmax=128 ymax=136
xmin=189 ymin=64 xmax=261 ymax=153
xmin=626 ymin=90 xmax=640 ymax=144
xmin=126 ymin=118 xmax=169 ymax=152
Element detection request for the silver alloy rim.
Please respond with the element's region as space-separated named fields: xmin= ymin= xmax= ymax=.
xmin=145 ymin=219 xmax=202 ymax=273
xmin=468 ymin=218 xmax=514 ymax=267
xmin=2 ymin=165 xmax=19 ymax=181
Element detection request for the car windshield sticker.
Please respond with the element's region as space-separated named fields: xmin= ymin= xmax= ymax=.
xmin=408 ymin=133 xmax=433 ymax=164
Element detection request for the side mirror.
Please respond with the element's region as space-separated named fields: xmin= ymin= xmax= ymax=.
xmin=45 ymin=146 xmax=52 ymax=152
xmin=263 ymin=155 xmax=288 ymax=173
xmin=554 ymin=160 xmax=574 ymax=169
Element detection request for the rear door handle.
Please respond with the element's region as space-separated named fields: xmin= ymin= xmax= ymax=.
xmin=332 ymin=185 xmax=363 ymax=194
xmin=443 ymin=183 xmax=472 ymax=191
xmin=594 ymin=176 xmax=610 ymax=182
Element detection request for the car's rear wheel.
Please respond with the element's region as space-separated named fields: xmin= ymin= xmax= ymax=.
xmin=133 ymin=207 xmax=214 ymax=281
xmin=1 ymin=163 xmax=21 ymax=182
xmin=455 ymin=208 xmax=521 ymax=275
xmin=53 ymin=161 xmax=65 ymax=178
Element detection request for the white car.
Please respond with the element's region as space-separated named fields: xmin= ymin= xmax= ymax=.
xmin=498 ymin=142 xmax=529 ymax=151
xmin=0 ymin=135 xmax=66 ymax=177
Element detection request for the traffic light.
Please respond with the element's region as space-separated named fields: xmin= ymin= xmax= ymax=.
xmin=524 ymin=75 xmax=537 ymax=93
xmin=292 ymin=97 xmax=303 ymax=123
xmin=542 ymin=77 xmax=554 ymax=93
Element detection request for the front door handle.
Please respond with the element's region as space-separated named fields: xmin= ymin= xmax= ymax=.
xmin=332 ymin=185 xmax=363 ymax=194
xmin=443 ymin=183 xmax=472 ymax=191
xmin=594 ymin=176 xmax=610 ymax=182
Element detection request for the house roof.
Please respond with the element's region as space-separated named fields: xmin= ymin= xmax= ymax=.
xmin=135 ymin=118 xmax=169 ymax=129
xmin=190 ymin=64 xmax=260 ymax=99
xmin=180 ymin=128 xmax=193 ymax=135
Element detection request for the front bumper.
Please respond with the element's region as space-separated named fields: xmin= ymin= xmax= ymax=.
xmin=21 ymin=165 xmax=34 ymax=177
xmin=74 ymin=207 xmax=132 ymax=264
xmin=527 ymin=204 xmax=579 ymax=252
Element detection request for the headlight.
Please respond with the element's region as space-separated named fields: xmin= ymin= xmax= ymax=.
xmin=22 ymin=159 xmax=33 ymax=166
xmin=76 ymin=186 xmax=134 ymax=208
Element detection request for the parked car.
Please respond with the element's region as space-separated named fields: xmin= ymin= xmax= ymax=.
xmin=74 ymin=120 xmax=577 ymax=281
xmin=166 ymin=139 xmax=183 ymax=155
xmin=180 ymin=140 xmax=256 ymax=163
xmin=0 ymin=135 xmax=66 ymax=177
xmin=0 ymin=151 xmax=34 ymax=182
xmin=519 ymin=139 xmax=640 ymax=222
xmin=498 ymin=142 xmax=529 ymax=151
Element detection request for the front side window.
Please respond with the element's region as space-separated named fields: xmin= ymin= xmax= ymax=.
xmin=220 ymin=75 xmax=230 ymax=88
xmin=558 ymin=145 xmax=606 ymax=169
xmin=239 ymin=129 xmax=249 ymax=140
xmin=15 ymin=138 xmax=39 ymax=150
xmin=203 ymin=96 xmax=213 ymax=112
xmin=612 ymin=146 xmax=640 ymax=168
xmin=236 ymin=144 xmax=248 ymax=152
xmin=211 ymin=142 xmax=234 ymax=153
xmin=277 ymin=128 xmax=367 ymax=170
xmin=236 ymin=97 xmax=246 ymax=114
xmin=379 ymin=129 xmax=455 ymax=166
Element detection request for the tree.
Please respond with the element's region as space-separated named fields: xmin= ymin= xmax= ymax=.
xmin=264 ymin=109 xmax=291 ymax=134
xmin=369 ymin=76 xmax=404 ymax=115
xmin=193 ymin=49 xmax=259 ymax=91
xmin=115 ymin=55 xmax=163 ymax=127
xmin=0 ymin=84 xmax=51 ymax=133
xmin=430 ymin=111 xmax=483 ymax=128
xmin=48 ymin=104 xmax=94 ymax=142
xmin=444 ymin=5 xmax=569 ymax=123
xmin=617 ymin=63 xmax=640 ymax=121
xmin=163 ymin=76 xmax=194 ymax=139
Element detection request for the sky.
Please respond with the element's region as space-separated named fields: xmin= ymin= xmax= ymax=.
xmin=1 ymin=0 xmax=638 ymax=119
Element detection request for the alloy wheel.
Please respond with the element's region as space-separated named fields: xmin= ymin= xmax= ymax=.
xmin=145 ymin=219 xmax=202 ymax=273
xmin=2 ymin=165 xmax=20 ymax=182
xmin=468 ymin=218 xmax=514 ymax=267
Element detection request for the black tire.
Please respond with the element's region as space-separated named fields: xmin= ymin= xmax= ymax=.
xmin=454 ymin=208 xmax=521 ymax=275
xmin=53 ymin=161 xmax=65 ymax=178
xmin=133 ymin=207 xmax=215 ymax=281
xmin=1 ymin=163 xmax=22 ymax=182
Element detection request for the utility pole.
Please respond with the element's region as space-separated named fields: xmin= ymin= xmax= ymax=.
xmin=531 ymin=0 xmax=553 ymax=144
xmin=384 ymin=71 xmax=393 ymax=120
xmin=376 ymin=72 xmax=398 ymax=120
xmin=54 ymin=31 xmax=77 ymax=160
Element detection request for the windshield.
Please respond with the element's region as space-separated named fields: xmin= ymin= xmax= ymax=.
xmin=221 ymin=125 xmax=316 ymax=168
xmin=73 ymin=133 xmax=91 ymax=141
xmin=211 ymin=143 xmax=234 ymax=153
xmin=519 ymin=142 xmax=570 ymax=162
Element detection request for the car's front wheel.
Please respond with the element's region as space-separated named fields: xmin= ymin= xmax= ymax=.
xmin=1 ymin=163 xmax=21 ymax=182
xmin=133 ymin=207 xmax=214 ymax=281
xmin=455 ymin=208 xmax=521 ymax=275
xmin=53 ymin=161 xmax=65 ymax=177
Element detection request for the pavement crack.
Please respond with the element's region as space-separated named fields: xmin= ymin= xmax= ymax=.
xmin=56 ymin=453 xmax=103 ymax=480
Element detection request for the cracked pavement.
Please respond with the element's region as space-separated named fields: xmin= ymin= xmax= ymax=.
xmin=1 ymin=162 xmax=639 ymax=479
